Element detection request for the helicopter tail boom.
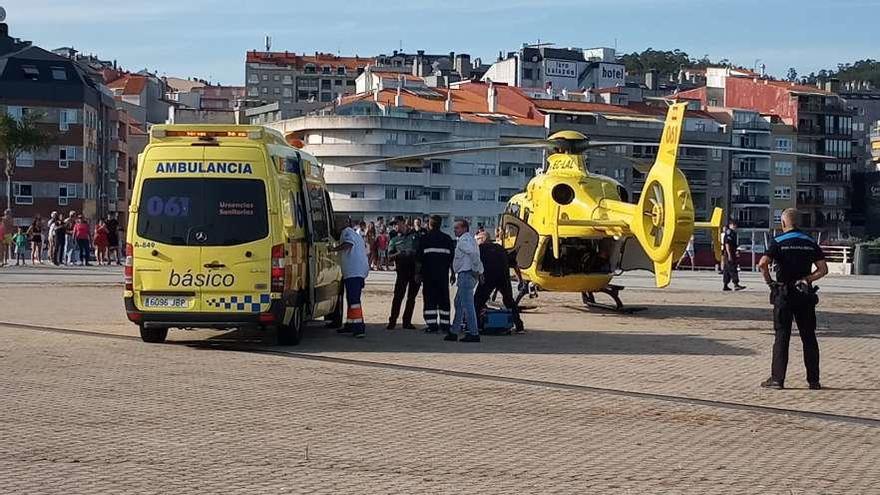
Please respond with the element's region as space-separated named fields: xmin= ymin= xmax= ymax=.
xmin=694 ymin=207 xmax=724 ymax=263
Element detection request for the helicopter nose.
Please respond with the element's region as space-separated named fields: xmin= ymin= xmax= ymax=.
xmin=551 ymin=183 xmax=576 ymax=205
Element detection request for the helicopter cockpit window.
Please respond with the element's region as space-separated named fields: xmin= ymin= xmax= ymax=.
xmin=506 ymin=203 xmax=521 ymax=218
xmin=523 ymin=208 xmax=532 ymax=223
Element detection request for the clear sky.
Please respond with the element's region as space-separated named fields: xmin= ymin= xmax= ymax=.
xmin=3 ymin=0 xmax=877 ymax=85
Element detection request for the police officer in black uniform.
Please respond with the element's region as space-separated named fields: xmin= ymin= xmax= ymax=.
xmin=757 ymin=208 xmax=829 ymax=390
xmin=416 ymin=215 xmax=455 ymax=333
xmin=722 ymin=220 xmax=746 ymax=291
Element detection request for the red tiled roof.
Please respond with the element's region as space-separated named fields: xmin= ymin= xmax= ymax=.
xmin=246 ymin=51 xmax=372 ymax=71
xmin=340 ymin=82 xmax=544 ymax=126
xmin=107 ymin=75 xmax=147 ymax=95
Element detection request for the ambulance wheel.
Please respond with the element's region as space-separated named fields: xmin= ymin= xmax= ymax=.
xmin=328 ymin=292 xmax=344 ymax=328
xmin=139 ymin=325 xmax=168 ymax=344
xmin=277 ymin=306 xmax=304 ymax=346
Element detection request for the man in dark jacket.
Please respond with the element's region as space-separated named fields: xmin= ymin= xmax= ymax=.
xmin=416 ymin=215 xmax=455 ymax=333
xmin=474 ymin=232 xmax=524 ymax=333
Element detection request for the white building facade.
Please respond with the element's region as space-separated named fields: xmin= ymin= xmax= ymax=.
xmin=268 ymin=110 xmax=545 ymax=230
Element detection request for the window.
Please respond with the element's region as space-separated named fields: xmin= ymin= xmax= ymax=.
xmin=346 ymin=80 xmax=356 ymax=87
xmin=17 ymin=151 xmax=34 ymax=168
xmin=59 ymin=146 xmax=78 ymax=168
xmin=283 ymin=88 xmax=292 ymax=97
xmin=455 ymin=189 xmax=473 ymax=201
xmin=337 ymin=67 xmax=346 ymax=75
xmin=283 ymin=75 xmax=293 ymax=85
xmin=261 ymin=74 xmax=269 ymax=81
xmin=768 ymin=209 xmax=782 ymax=224
xmin=273 ymin=87 xmax=280 ymax=95
xmin=430 ymin=161 xmax=446 ymax=174
xmin=248 ymin=74 xmax=259 ymax=84
xmin=322 ymin=66 xmax=332 ymax=75
xmin=321 ymin=80 xmax=332 ymax=90
xmin=404 ymin=188 xmax=421 ymax=200
xmin=59 ymin=109 xmax=79 ymax=130
xmin=262 ymin=87 xmax=268 ymax=94
xmin=385 ymin=186 xmax=398 ymax=200
xmin=58 ymin=184 xmax=77 ymax=205
xmin=22 ymin=65 xmax=39 ymax=80
xmin=349 ymin=190 xmax=364 ymax=198
xmin=334 ymin=79 xmax=343 ymax=86
xmin=248 ymin=87 xmax=259 ymax=97
xmin=694 ymin=122 xmax=706 ymax=132
xmin=307 ymin=185 xmax=331 ymax=240
xmin=476 ymin=164 xmax=496 ymax=176
xmin=50 ymin=67 xmax=67 ymax=80
xmin=273 ymin=74 xmax=280 ymax=81
xmin=774 ymin=186 xmax=791 ymax=200
xmin=775 ymin=138 xmax=792 ymax=151
xmin=613 ymin=168 xmax=626 ymax=181
xmin=304 ymin=65 xmax=316 ymax=74
xmin=13 ymin=183 xmax=33 ymax=205
xmin=476 ymin=190 xmax=496 ymax=201
xmin=711 ymin=148 xmax=723 ymax=160
xmin=774 ymin=161 xmax=793 ymax=176
xmin=522 ymin=68 xmax=534 ymax=80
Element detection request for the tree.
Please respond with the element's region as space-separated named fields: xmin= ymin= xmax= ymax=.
xmin=786 ymin=67 xmax=798 ymax=82
xmin=0 ymin=112 xmax=53 ymax=213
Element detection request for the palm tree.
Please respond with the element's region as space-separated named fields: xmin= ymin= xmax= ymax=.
xmin=0 ymin=112 xmax=53 ymax=212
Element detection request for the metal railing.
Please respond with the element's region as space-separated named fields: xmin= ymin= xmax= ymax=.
xmin=732 ymin=120 xmax=772 ymax=131
xmin=731 ymin=169 xmax=770 ymax=180
xmin=731 ymin=195 xmax=770 ymax=204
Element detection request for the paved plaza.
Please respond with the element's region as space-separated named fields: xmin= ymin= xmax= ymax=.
xmin=1 ymin=266 xmax=879 ymax=494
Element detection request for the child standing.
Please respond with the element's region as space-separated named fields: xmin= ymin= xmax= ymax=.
xmin=12 ymin=227 xmax=28 ymax=265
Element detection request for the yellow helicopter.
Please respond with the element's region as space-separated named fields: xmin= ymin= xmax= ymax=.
xmin=336 ymin=102 xmax=830 ymax=311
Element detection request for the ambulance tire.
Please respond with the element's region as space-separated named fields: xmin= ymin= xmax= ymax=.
xmin=327 ymin=292 xmax=344 ymax=328
xmin=139 ymin=325 xmax=168 ymax=344
xmin=277 ymin=306 xmax=304 ymax=346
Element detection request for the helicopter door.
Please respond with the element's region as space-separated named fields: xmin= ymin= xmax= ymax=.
xmin=615 ymin=236 xmax=655 ymax=273
xmin=500 ymin=214 xmax=540 ymax=270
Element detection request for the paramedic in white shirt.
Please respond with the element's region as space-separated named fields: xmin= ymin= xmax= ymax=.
xmin=331 ymin=218 xmax=370 ymax=338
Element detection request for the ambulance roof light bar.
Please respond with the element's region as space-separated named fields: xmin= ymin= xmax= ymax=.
xmin=151 ymin=128 xmax=263 ymax=140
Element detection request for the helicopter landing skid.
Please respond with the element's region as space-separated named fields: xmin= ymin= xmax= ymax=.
xmin=581 ymin=285 xmax=632 ymax=313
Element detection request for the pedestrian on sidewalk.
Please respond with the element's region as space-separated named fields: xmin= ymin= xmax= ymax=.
xmin=94 ymin=220 xmax=109 ymax=265
xmin=27 ymin=216 xmax=44 ymax=264
xmin=12 ymin=226 xmax=28 ymax=265
xmin=105 ymin=213 xmax=122 ymax=265
xmin=0 ymin=209 xmax=12 ymax=267
xmin=73 ymin=215 xmax=91 ymax=266
xmin=64 ymin=210 xmax=79 ymax=266
xmin=449 ymin=219 xmax=483 ymax=343
xmin=331 ymin=218 xmax=370 ymax=338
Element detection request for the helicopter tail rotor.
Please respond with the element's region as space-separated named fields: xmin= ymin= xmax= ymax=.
xmin=631 ymin=102 xmax=695 ymax=287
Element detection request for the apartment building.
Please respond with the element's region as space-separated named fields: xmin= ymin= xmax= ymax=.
xmin=681 ymin=68 xmax=857 ymax=239
xmin=0 ymin=22 xmax=122 ymax=224
xmin=267 ymin=81 xmax=545 ymax=230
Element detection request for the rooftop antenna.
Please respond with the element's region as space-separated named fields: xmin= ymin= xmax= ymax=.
xmin=265 ymin=35 xmax=271 ymax=52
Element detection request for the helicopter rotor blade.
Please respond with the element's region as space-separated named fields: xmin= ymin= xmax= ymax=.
xmin=342 ymin=142 xmax=551 ymax=167
xmin=583 ymin=141 xmax=834 ymax=160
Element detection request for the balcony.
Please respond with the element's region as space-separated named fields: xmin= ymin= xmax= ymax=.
xmin=818 ymin=172 xmax=851 ymax=184
xmin=796 ymin=196 xmax=850 ymax=207
xmin=732 ymin=120 xmax=771 ymax=131
xmin=736 ymin=219 xmax=770 ymax=229
xmin=731 ymin=169 xmax=770 ymax=180
xmin=731 ymin=195 xmax=770 ymax=205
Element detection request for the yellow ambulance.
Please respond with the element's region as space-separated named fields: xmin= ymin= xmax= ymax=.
xmin=124 ymin=125 xmax=342 ymax=345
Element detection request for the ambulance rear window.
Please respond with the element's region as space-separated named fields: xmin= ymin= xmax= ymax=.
xmin=136 ymin=178 xmax=268 ymax=246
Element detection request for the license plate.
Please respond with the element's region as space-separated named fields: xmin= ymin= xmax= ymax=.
xmin=143 ymin=296 xmax=190 ymax=309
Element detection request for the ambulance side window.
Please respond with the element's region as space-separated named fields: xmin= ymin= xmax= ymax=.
xmin=324 ymin=190 xmax=336 ymax=238
xmin=307 ymin=185 xmax=330 ymax=241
